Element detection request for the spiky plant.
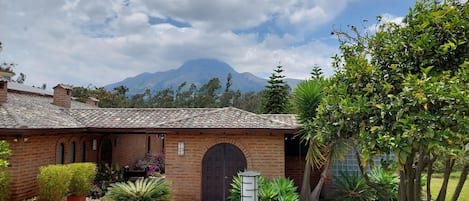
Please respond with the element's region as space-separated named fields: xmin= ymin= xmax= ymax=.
xmin=106 ymin=178 xmax=171 ymax=201
xmin=333 ymin=171 xmax=374 ymax=201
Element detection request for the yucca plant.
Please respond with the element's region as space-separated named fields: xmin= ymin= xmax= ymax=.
xmin=106 ymin=178 xmax=171 ymax=201
xmin=333 ymin=171 xmax=374 ymax=201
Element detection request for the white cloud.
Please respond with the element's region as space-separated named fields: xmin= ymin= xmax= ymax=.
xmin=366 ymin=13 xmax=405 ymax=33
xmin=0 ymin=0 xmax=343 ymax=89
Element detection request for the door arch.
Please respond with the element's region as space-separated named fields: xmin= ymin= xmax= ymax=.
xmin=202 ymin=143 xmax=247 ymax=201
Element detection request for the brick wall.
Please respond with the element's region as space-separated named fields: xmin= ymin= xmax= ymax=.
xmin=3 ymin=132 xmax=100 ymax=201
xmin=165 ymin=131 xmax=285 ymax=201
xmin=0 ymin=80 xmax=6 ymax=104
xmin=110 ymin=134 xmax=163 ymax=168
xmin=52 ymin=85 xmax=71 ymax=108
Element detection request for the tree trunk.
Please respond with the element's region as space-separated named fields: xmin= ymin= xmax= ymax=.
xmin=310 ymin=160 xmax=329 ymax=201
xmin=436 ymin=158 xmax=455 ymax=201
xmin=352 ymin=146 xmax=392 ymax=200
xmin=300 ymin=160 xmax=312 ymax=201
xmin=398 ymin=158 xmax=417 ymax=201
xmin=451 ymin=164 xmax=469 ymax=201
xmin=426 ymin=159 xmax=435 ymax=201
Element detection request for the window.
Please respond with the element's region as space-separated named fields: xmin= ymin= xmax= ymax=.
xmin=58 ymin=143 xmax=65 ymax=164
xmin=147 ymin=136 xmax=151 ymax=153
xmin=81 ymin=141 xmax=86 ymax=162
xmin=70 ymin=142 xmax=76 ymax=163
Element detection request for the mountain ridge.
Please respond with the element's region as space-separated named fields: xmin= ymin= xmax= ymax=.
xmin=105 ymin=58 xmax=303 ymax=95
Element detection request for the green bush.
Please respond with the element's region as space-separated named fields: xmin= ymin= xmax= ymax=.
xmin=67 ymin=162 xmax=97 ymax=196
xmin=333 ymin=171 xmax=374 ymax=201
xmin=37 ymin=164 xmax=72 ymax=201
xmin=229 ymin=174 xmax=299 ymax=201
xmin=0 ymin=171 xmax=10 ymax=201
xmin=92 ymin=162 xmax=123 ymax=198
xmin=106 ymin=178 xmax=172 ymax=201
xmin=368 ymin=167 xmax=399 ymax=200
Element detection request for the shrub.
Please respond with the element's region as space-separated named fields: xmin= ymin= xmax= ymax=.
xmin=106 ymin=178 xmax=172 ymax=201
xmin=229 ymin=173 xmax=298 ymax=201
xmin=369 ymin=167 xmax=399 ymax=200
xmin=0 ymin=171 xmax=10 ymax=201
xmin=0 ymin=140 xmax=11 ymax=201
xmin=333 ymin=171 xmax=374 ymax=201
xmin=135 ymin=153 xmax=165 ymax=175
xmin=68 ymin=163 xmax=97 ymax=196
xmin=37 ymin=164 xmax=72 ymax=201
xmin=92 ymin=162 xmax=123 ymax=198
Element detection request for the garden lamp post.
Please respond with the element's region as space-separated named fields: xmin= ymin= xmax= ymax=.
xmin=240 ymin=171 xmax=260 ymax=201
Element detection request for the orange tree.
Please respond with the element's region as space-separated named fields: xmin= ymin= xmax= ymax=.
xmin=314 ymin=1 xmax=468 ymax=201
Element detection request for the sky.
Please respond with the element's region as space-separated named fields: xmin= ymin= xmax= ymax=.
xmin=0 ymin=0 xmax=416 ymax=88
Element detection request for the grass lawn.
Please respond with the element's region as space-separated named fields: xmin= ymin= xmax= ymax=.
xmin=429 ymin=172 xmax=469 ymax=201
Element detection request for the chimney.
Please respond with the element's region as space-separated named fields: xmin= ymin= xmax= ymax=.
xmin=53 ymin=84 xmax=72 ymax=108
xmin=86 ymin=97 xmax=99 ymax=107
xmin=0 ymin=79 xmax=7 ymax=105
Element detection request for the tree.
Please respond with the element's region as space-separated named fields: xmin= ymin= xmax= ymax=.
xmin=310 ymin=64 xmax=323 ymax=80
xmin=194 ymin=78 xmax=221 ymax=108
xmin=293 ymin=79 xmax=332 ymax=201
xmin=220 ymin=73 xmax=234 ymax=107
xmin=72 ymin=85 xmax=129 ymax=108
xmin=261 ymin=65 xmax=290 ymax=114
xmin=316 ymin=1 xmax=468 ymax=201
xmin=233 ymin=90 xmax=262 ymax=113
xmin=151 ymin=88 xmax=175 ymax=107
xmin=175 ymin=82 xmax=197 ymax=107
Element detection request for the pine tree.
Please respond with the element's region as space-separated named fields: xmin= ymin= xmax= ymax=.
xmin=310 ymin=64 xmax=323 ymax=80
xmin=261 ymin=65 xmax=290 ymax=114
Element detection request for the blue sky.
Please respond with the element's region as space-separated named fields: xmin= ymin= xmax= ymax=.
xmin=0 ymin=0 xmax=416 ymax=88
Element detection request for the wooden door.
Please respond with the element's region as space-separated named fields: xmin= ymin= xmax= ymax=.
xmin=202 ymin=143 xmax=246 ymax=201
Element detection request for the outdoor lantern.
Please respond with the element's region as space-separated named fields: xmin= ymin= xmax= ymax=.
xmin=178 ymin=141 xmax=184 ymax=156
xmin=92 ymin=139 xmax=97 ymax=150
xmin=240 ymin=171 xmax=260 ymax=201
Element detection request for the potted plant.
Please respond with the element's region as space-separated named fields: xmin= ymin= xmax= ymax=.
xmin=38 ymin=165 xmax=72 ymax=201
xmin=67 ymin=163 xmax=97 ymax=201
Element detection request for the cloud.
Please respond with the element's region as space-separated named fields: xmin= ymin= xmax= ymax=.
xmin=366 ymin=13 xmax=405 ymax=33
xmin=0 ymin=0 xmax=341 ymax=89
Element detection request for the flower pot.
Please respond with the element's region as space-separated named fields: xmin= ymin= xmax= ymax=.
xmin=67 ymin=195 xmax=86 ymax=201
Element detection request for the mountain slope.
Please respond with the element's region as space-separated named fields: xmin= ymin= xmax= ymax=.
xmin=105 ymin=58 xmax=302 ymax=95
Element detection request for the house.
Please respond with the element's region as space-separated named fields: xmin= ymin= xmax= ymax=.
xmin=0 ymin=79 xmax=325 ymax=201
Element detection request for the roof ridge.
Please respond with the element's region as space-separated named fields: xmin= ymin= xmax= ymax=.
xmin=67 ymin=107 xmax=218 ymax=111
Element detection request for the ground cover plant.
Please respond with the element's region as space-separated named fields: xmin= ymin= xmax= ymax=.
xmin=105 ymin=178 xmax=172 ymax=201
xmin=229 ymin=174 xmax=299 ymax=201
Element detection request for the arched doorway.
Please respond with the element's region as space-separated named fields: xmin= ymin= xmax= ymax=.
xmin=202 ymin=143 xmax=247 ymax=201
xmin=100 ymin=139 xmax=113 ymax=164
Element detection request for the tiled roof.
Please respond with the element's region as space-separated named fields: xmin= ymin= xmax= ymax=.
xmin=0 ymin=93 xmax=92 ymax=128
xmin=1 ymin=91 xmax=299 ymax=130
xmin=259 ymin=114 xmax=300 ymax=128
xmin=67 ymin=108 xmax=214 ymax=128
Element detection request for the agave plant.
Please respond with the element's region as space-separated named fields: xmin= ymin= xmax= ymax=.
xmin=333 ymin=171 xmax=375 ymax=201
xmin=229 ymin=173 xmax=298 ymax=201
xmin=369 ymin=167 xmax=399 ymax=200
xmin=106 ymin=178 xmax=171 ymax=201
